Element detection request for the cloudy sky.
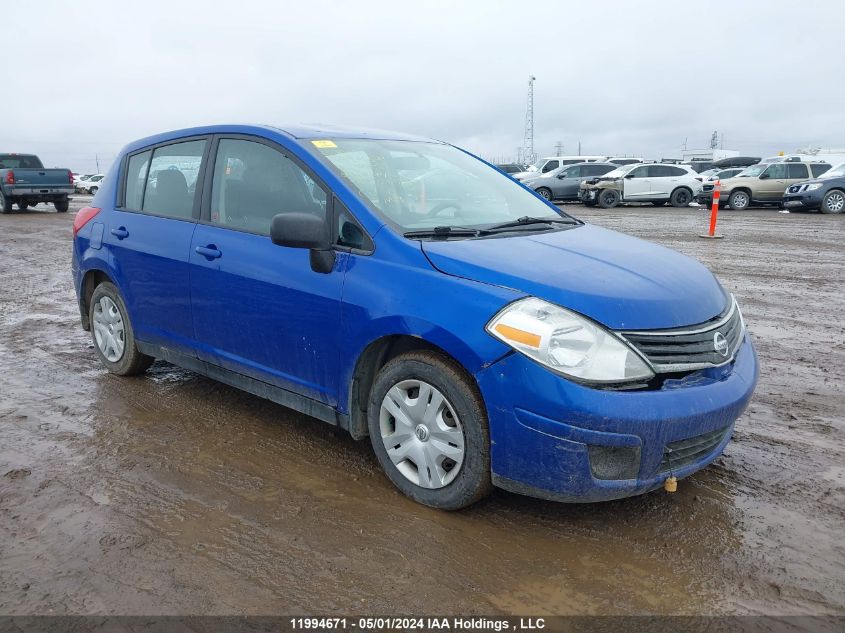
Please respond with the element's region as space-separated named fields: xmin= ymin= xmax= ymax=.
xmin=6 ymin=0 xmax=845 ymax=172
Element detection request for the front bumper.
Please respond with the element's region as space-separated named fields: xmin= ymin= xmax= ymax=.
xmin=475 ymin=334 xmax=758 ymax=502
xmin=579 ymin=189 xmax=598 ymax=202
xmin=782 ymin=192 xmax=822 ymax=210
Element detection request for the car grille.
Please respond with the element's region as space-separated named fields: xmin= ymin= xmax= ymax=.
xmin=659 ymin=425 xmax=730 ymax=472
xmin=619 ymin=297 xmax=744 ymax=373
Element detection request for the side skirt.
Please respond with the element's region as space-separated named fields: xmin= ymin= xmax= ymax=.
xmin=136 ymin=342 xmax=348 ymax=429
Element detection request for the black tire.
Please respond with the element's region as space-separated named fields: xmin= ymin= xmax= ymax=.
xmin=820 ymin=189 xmax=845 ymax=214
xmin=651 ymin=201 xmax=667 ymax=207
xmin=55 ymin=199 xmax=69 ymax=213
xmin=598 ymin=189 xmax=620 ymax=209
xmin=18 ymin=200 xmax=29 ymax=211
xmin=728 ymin=190 xmax=750 ymax=210
xmin=367 ymin=350 xmax=492 ymax=510
xmin=536 ymin=187 xmax=553 ymax=201
xmin=89 ymin=186 xmax=99 ymax=195
xmin=89 ymin=282 xmax=154 ymax=376
xmin=0 ymin=192 xmax=13 ymax=213
xmin=670 ymin=188 xmax=692 ymax=207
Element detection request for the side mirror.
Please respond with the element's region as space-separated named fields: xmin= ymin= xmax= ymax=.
xmin=557 ymin=173 xmax=567 ymax=179
xmin=759 ymin=172 xmax=770 ymax=180
xmin=270 ymin=213 xmax=335 ymax=274
xmin=624 ymin=174 xmax=636 ymax=179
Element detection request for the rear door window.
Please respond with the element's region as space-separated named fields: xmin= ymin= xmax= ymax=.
xmin=209 ymin=138 xmax=328 ymax=236
xmin=142 ymin=140 xmax=206 ymax=220
xmin=787 ymin=164 xmax=809 ymax=179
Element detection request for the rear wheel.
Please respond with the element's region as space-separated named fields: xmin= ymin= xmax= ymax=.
xmin=820 ymin=189 xmax=845 ymax=214
xmin=536 ymin=187 xmax=552 ymax=201
xmin=89 ymin=282 xmax=154 ymax=376
xmin=368 ymin=351 xmax=492 ymax=510
xmin=598 ymin=189 xmax=620 ymax=208
xmin=55 ymin=198 xmax=69 ymax=213
xmin=670 ymin=188 xmax=692 ymax=207
xmin=89 ymin=186 xmax=99 ymax=195
xmin=0 ymin=192 xmax=13 ymax=213
xmin=728 ymin=190 xmax=750 ymax=210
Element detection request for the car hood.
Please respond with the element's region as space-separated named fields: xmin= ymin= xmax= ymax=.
xmin=421 ymin=224 xmax=727 ymax=330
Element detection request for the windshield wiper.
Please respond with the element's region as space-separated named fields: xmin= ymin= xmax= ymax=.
xmin=484 ymin=216 xmax=579 ymax=232
xmin=403 ymin=226 xmax=480 ymax=239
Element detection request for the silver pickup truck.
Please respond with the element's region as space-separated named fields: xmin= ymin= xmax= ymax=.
xmin=0 ymin=153 xmax=74 ymax=213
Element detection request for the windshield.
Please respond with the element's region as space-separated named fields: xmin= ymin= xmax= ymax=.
xmin=313 ymin=139 xmax=573 ymax=232
xmin=821 ymin=163 xmax=845 ymax=179
xmin=602 ymin=164 xmax=637 ymax=179
xmin=737 ymin=164 xmax=766 ymax=177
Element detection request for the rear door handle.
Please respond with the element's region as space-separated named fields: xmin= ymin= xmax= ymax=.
xmin=110 ymin=227 xmax=129 ymax=239
xmin=195 ymin=245 xmax=222 ymax=259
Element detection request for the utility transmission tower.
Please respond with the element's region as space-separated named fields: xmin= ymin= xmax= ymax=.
xmin=554 ymin=141 xmax=564 ymax=156
xmin=522 ymin=75 xmax=536 ymax=165
xmin=710 ymin=130 xmax=719 ymax=150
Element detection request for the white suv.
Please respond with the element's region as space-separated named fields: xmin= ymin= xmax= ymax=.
xmin=579 ymin=163 xmax=703 ymax=208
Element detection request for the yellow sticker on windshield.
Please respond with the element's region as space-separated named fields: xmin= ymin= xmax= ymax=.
xmin=311 ymin=140 xmax=337 ymax=148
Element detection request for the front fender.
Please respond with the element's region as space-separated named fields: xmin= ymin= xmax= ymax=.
xmin=336 ymin=250 xmax=520 ymax=415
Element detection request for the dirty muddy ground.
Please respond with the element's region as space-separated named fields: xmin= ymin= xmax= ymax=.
xmin=0 ymin=197 xmax=842 ymax=616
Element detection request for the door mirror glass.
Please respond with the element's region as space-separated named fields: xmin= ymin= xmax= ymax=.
xmin=759 ymin=172 xmax=770 ymax=180
xmin=270 ymin=213 xmax=329 ymax=250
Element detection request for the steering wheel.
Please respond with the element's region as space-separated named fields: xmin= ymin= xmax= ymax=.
xmin=424 ymin=201 xmax=461 ymax=218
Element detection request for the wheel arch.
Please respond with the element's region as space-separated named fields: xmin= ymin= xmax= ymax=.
xmin=79 ymin=268 xmax=118 ymax=330
xmin=344 ymin=333 xmax=485 ymax=440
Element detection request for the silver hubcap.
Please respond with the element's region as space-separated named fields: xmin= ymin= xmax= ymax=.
xmin=826 ymin=192 xmax=844 ymax=212
xmin=92 ymin=296 xmax=125 ymax=362
xmin=540 ymin=190 xmax=550 ymax=199
xmin=733 ymin=193 xmax=748 ymax=208
xmin=379 ymin=379 xmax=465 ymax=489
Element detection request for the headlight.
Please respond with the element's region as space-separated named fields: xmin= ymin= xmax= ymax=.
xmin=486 ymin=297 xmax=655 ymax=384
xmin=805 ymin=183 xmax=822 ymax=191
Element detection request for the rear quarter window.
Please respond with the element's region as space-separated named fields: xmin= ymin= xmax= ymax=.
xmin=123 ymin=150 xmax=151 ymax=210
xmin=810 ymin=164 xmax=831 ymax=178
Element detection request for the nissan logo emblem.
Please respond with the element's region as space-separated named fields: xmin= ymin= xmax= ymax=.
xmin=713 ymin=332 xmax=729 ymax=357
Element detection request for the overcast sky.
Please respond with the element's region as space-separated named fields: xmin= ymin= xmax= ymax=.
xmin=6 ymin=0 xmax=845 ymax=172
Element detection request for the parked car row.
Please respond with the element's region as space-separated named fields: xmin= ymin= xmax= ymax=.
xmin=696 ymin=161 xmax=843 ymax=213
xmin=74 ymin=174 xmax=105 ymax=194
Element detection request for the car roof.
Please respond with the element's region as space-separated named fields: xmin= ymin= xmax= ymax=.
xmin=122 ymin=123 xmax=439 ymax=154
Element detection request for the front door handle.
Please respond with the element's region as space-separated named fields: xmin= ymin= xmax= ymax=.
xmin=195 ymin=245 xmax=222 ymax=260
xmin=110 ymin=227 xmax=129 ymax=240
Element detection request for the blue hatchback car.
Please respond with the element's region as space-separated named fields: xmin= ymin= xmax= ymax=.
xmin=71 ymin=124 xmax=758 ymax=509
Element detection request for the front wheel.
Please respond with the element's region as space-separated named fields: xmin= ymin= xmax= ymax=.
xmin=536 ymin=187 xmax=552 ymax=201
xmin=728 ymin=190 xmax=750 ymax=210
xmin=820 ymin=189 xmax=845 ymax=214
xmin=89 ymin=186 xmax=99 ymax=195
xmin=368 ymin=351 xmax=492 ymax=510
xmin=598 ymin=189 xmax=620 ymax=208
xmin=670 ymin=188 xmax=692 ymax=207
xmin=89 ymin=282 xmax=154 ymax=376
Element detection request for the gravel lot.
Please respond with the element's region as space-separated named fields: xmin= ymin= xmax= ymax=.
xmin=0 ymin=197 xmax=843 ymax=616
